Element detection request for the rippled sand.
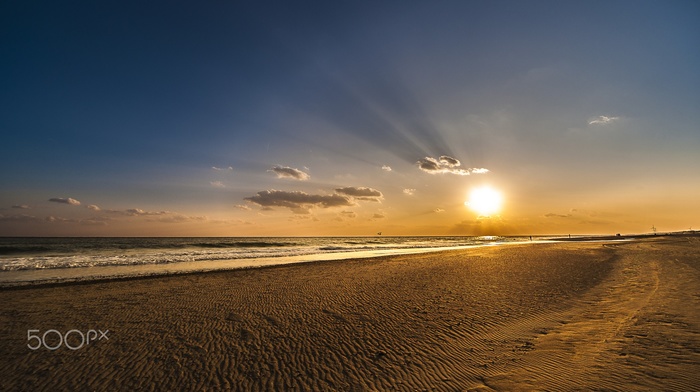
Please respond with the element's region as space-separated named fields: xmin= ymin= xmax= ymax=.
xmin=1 ymin=237 xmax=699 ymax=390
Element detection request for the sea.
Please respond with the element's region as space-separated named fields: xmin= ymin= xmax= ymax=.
xmin=0 ymin=236 xmax=542 ymax=286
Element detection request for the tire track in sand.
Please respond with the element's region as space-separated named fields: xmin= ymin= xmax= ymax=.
xmin=486 ymin=238 xmax=700 ymax=391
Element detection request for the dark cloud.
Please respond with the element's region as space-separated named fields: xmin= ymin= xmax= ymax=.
xmin=448 ymin=218 xmax=513 ymax=236
xmin=269 ymin=166 xmax=310 ymax=180
xmin=439 ymin=155 xmax=460 ymax=166
xmin=416 ymin=156 xmax=489 ymax=176
xmin=245 ymin=190 xmax=354 ymax=214
xmin=11 ymin=205 xmax=30 ymax=209
xmin=48 ymin=197 xmax=81 ymax=206
xmin=417 ymin=157 xmax=441 ymax=172
xmin=334 ymin=187 xmax=383 ymax=201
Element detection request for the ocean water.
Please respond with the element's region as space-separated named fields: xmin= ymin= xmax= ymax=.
xmin=0 ymin=236 xmax=537 ymax=286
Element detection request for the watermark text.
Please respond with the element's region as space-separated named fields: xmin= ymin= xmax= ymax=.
xmin=27 ymin=329 xmax=109 ymax=350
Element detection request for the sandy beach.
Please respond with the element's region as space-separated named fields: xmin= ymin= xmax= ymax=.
xmin=1 ymin=236 xmax=698 ymax=391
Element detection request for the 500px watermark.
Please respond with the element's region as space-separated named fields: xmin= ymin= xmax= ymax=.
xmin=27 ymin=329 xmax=110 ymax=350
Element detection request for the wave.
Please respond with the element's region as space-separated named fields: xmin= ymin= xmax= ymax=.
xmin=0 ymin=236 xmax=532 ymax=272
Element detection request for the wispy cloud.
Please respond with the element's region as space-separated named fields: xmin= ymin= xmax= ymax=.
xmin=416 ymin=156 xmax=488 ymax=176
xmin=125 ymin=208 xmax=168 ymax=216
xmin=334 ymin=187 xmax=383 ymax=202
xmin=234 ymin=204 xmax=251 ymax=211
xmin=544 ymin=213 xmax=572 ymax=218
xmin=150 ymin=214 xmax=207 ymax=223
xmin=44 ymin=215 xmax=109 ymax=225
xmin=11 ymin=205 xmax=30 ymax=209
xmin=0 ymin=214 xmax=41 ymax=222
xmin=45 ymin=216 xmax=78 ymax=223
xmin=403 ymin=188 xmax=416 ymax=196
xmin=269 ymin=166 xmax=310 ymax=180
xmin=588 ymin=115 xmax=620 ymax=125
xmin=104 ymin=208 xmax=169 ymax=217
xmin=210 ymin=181 xmax=226 ymax=188
xmin=339 ymin=211 xmax=357 ymax=219
xmin=245 ymin=190 xmax=354 ymax=214
xmin=48 ymin=197 xmax=81 ymax=206
xmin=212 ymin=166 xmax=233 ymax=171
xmin=434 ymin=208 xmax=445 ymax=213
xmin=80 ymin=217 xmax=109 ymax=226
xmin=381 ymin=165 xmax=392 ymax=172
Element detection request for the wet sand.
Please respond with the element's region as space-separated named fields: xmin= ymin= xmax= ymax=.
xmin=1 ymin=237 xmax=699 ymax=391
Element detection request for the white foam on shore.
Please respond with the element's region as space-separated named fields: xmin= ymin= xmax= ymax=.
xmin=0 ymin=241 xmax=552 ymax=287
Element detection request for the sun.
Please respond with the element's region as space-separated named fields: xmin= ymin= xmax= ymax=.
xmin=465 ymin=186 xmax=503 ymax=216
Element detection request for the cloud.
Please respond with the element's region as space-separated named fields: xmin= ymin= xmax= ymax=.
xmin=11 ymin=205 xmax=30 ymax=209
xmin=544 ymin=213 xmax=572 ymax=218
xmin=212 ymin=166 xmax=233 ymax=171
xmin=45 ymin=216 xmax=78 ymax=223
xmin=45 ymin=216 xmax=109 ymax=225
xmin=269 ymin=166 xmax=310 ymax=181
xmin=588 ymin=115 xmax=620 ymax=125
xmin=245 ymin=190 xmax=354 ymax=214
xmin=210 ymin=181 xmax=226 ymax=188
xmin=334 ymin=187 xmax=383 ymax=202
xmin=0 ymin=214 xmax=41 ymax=223
xmin=151 ymin=214 xmax=207 ymax=223
xmin=103 ymin=208 xmax=168 ymax=216
xmin=125 ymin=208 xmax=168 ymax=216
xmin=87 ymin=204 xmax=101 ymax=211
xmin=403 ymin=188 xmax=416 ymax=196
xmin=434 ymin=208 xmax=445 ymax=213
xmin=448 ymin=218 xmax=512 ymax=236
xmin=80 ymin=217 xmax=109 ymax=226
xmin=49 ymin=197 xmax=81 ymax=206
xmin=234 ymin=204 xmax=251 ymax=211
xmin=370 ymin=213 xmax=386 ymax=220
xmin=381 ymin=165 xmax=392 ymax=172
xmin=416 ymin=156 xmax=489 ymax=176
xmin=340 ymin=211 xmax=357 ymax=219
xmin=438 ymin=155 xmax=460 ymax=166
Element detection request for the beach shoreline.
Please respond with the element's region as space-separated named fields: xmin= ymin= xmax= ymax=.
xmin=1 ymin=237 xmax=698 ymax=390
xmin=0 ymin=237 xmax=547 ymax=288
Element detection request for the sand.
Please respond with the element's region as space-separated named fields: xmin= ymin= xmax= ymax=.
xmin=1 ymin=237 xmax=699 ymax=391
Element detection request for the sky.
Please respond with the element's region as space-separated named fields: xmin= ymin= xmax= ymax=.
xmin=1 ymin=0 xmax=699 ymax=236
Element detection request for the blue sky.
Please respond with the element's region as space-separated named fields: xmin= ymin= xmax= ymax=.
xmin=1 ymin=1 xmax=699 ymax=236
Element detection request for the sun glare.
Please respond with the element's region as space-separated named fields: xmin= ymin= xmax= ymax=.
xmin=466 ymin=186 xmax=503 ymax=216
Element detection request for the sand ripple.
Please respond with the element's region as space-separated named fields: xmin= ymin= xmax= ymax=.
xmin=1 ymin=238 xmax=699 ymax=390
